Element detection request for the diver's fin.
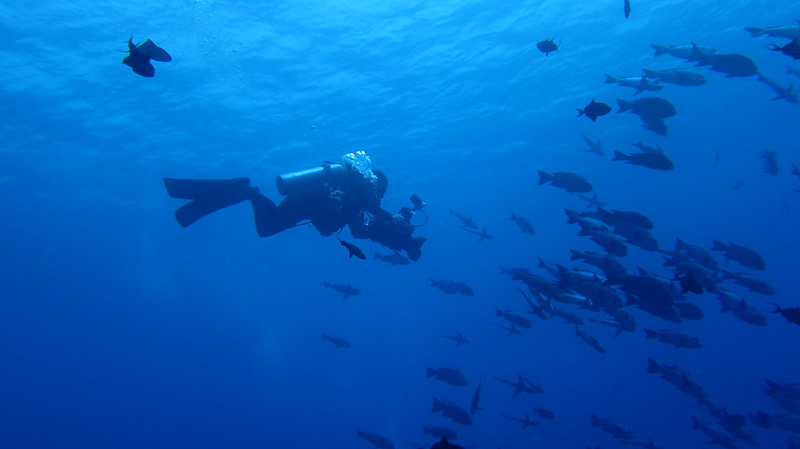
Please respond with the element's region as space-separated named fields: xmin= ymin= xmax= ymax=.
xmin=164 ymin=178 xmax=254 ymax=228
xmin=138 ymin=39 xmax=172 ymax=62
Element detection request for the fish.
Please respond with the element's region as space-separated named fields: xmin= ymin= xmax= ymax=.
xmin=623 ymin=0 xmax=631 ymax=18
xmin=651 ymin=43 xmax=717 ymax=61
xmin=768 ymin=39 xmax=800 ymax=60
xmin=373 ymin=252 xmax=410 ymax=265
xmin=440 ymin=331 xmax=470 ymax=347
xmin=496 ymin=309 xmax=533 ymax=328
xmin=501 ymin=413 xmax=539 ymax=429
xmin=321 ymin=334 xmax=351 ymax=348
xmin=588 ymin=229 xmax=628 ymax=257
xmin=322 ymin=281 xmax=361 ymax=299
xmin=617 ymin=97 xmax=676 ymax=135
xmin=428 ymin=436 xmax=465 ymax=449
xmin=721 ymin=270 xmax=776 ymax=296
xmin=448 ymin=210 xmax=477 ymax=229
xmin=591 ymin=415 xmax=634 ymax=440
xmin=535 ymin=408 xmax=556 ymax=420
xmin=518 ymin=289 xmax=549 ymax=321
xmin=756 ymin=73 xmax=799 ymax=103
xmin=762 ymin=149 xmax=780 ymax=175
xmin=770 ymin=303 xmax=800 ymax=326
xmin=122 ymin=37 xmax=172 ymax=77
xmin=675 ymin=271 xmax=704 ymax=294
xmin=573 ymin=192 xmax=605 ymax=209
xmin=613 ymin=149 xmax=674 ymax=171
xmin=426 ymin=367 xmax=468 ymax=386
xmin=711 ymin=240 xmax=766 ymax=270
xmin=431 ymin=397 xmax=473 ymax=426
xmin=510 ymin=213 xmax=536 ymax=235
xmin=717 ymin=289 xmax=768 ymax=327
xmin=691 ymin=417 xmax=738 ymax=449
xmin=696 ymin=51 xmax=759 ymax=77
xmin=745 ymin=21 xmax=800 ymax=39
xmin=577 ymin=99 xmax=612 ymax=121
xmin=470 ymin=380 xmax=483 ymax=415
xmin=646 ymin=358 xmax=705 ymax=398
xmin=538 ymin=170 xmax=594 ymax=193
xmin=536 ymin=39 xmax=559 ymax=56
xmin=575 ymin=326 xmax=607 ymax=354
xmin=356 ymin=429 xmax=395 ymax=449
xmin=491 ymin=375 xmax=543 ymax=396
xmin=339 ymin=238 xmax=365 ymax=259
xmin=605 ymin=74 xmax=663 ymax=95
xmin=464 ymin=226 xmax=493 ymax=241
xmin=494 ymin=322 xmax=521 ymax=336
xmin=580 ymin=132 xmax=605 ymax=156
xmin=423 ymin=427 xmax=458 ymax=442
xmin=643 ymin=329 xmax=703 ymax=348
xmin=642 ymin=68 xmax=707 ymax=86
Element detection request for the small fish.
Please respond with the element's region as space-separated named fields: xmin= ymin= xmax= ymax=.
xmin=510 ymin=213 xmax=536 ymax=235
xmin=536 ymin=39 xmax=559 ymax=55
xmin=322 ymin=281 xmax=361 ymax=299
xmin=770 ymin=303 xmax=800 ymax=326
xmin=470 ymin=380 xmax=483 ymax=415
xmin=575 ymin=326 xmax=607 ymax=354
xmin=605 ymin=74 xmax=663 ymax=95
xmin=431 ymin=397 xmax=473 ymax=426
xmin=428 ymin=436 xmax=465 ymax=449
xmin=762 ymin=150 xmax=779 ymax=176
xmin=642 ymin=68 xmax=707 ymax=86
xmin=580 ymin=132 xmax=605 ymax=156
xmin=535 ymin=408 xmax=556 ymax=420
xmin=122 ymin=37 xmax=172 ymax=77
xmin=623 ymin=0 xmax=631 ymax=18
xmin=448 ymin=210 xmax=477 ymax=229
xmin=322 ymin=334 xmax=351 ymax=348
xmin=577 ymin=99 xmax=611 ymax=121
xmin=356 ymin=430 xmax=395 ymax=449
xmin=440 ymin=331 xmax=470 ymax=347
xmin=426 ymin=367 xmax=468 ymax=386
xmin=613 ymin=149 xmax=674 ymax=171
xmin=745 ymin=22 xmax=800 ymax=39
xmin=539 ymin=170 xmax=594 ymax=193
xmin=338 ymin=238 xmax=365 ymax=259
xmin=756 ymin=73 xmax=799 ymax=103
xmin=464 ymin=226 xmax=493 ymax=241
xmin=730 ymin=181 xmax=745 ymax=190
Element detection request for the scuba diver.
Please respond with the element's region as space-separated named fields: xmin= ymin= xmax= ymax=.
xmin=163 ymin=151 xmax=427 ymax=261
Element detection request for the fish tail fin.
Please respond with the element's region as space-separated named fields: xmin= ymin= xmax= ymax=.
xmin=425 ymin=367 xmax=437 ymax=378
xmin=643 ymin=328 xmax=657 ymax=339
xmin=711 ymin=240 xmax=727 ymax=251
xmin=612 ymin=150 xmax=628 ymax=161
xmin=569 ymin=249 xmax=583 ymax=260
xmin=604 ymin=74 xmax=616 ymax=84
xmin=576 ymin=108 xmax=585 ymax=117
xmin=537 ymin=170 xmax=553 ymax=185
xmin=744 ymin=27 xmax=765 ymax=37
xmin=647 ymin=357 xmax=663 ymax=374
xmin=616 ymin=99 xmax=632 ymax=113
xmin=651 ymin=44 xmax=667 ymax=56
xmin=768 ymin=302 xmax=783 ymax=314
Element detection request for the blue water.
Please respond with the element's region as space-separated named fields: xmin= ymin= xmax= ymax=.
xmin=1 ymin=1 xmax=799 ymax=448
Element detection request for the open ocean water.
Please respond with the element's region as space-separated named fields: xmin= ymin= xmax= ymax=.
xmin=1 ymin=1 xmax=799 ymax=448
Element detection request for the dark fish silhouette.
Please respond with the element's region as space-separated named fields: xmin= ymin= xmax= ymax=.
xmin=356 ymin=429 xmax=395 ymax=449
xmin=535 ymin=408 xmax=556 ymax=420
xmin=426 ymin=367 xmax=468 ymax=386
xmin=501 ymin=413 xmax=539 ymax=429
xmin=470 ymin=380 xmax=482 ymax=415
xmin=617 ymin=97 xmax=676 ymax=135
xmin=675 ymin=271 xmax=703 ymax=294
xmin=613 ymin=150 xmax=674 ymax=171
xmin=536 ymin=39 xmax=559 ymax=55
xmin=623 ymin=0 xmax=631 ymax=18
xmin=122 ymin=37 xmax=171 ymax=77
xmin=510 ymin=213 xmax=536 ymax=235
xmin=644 ymin=329 xmax=703 ymax=349
xmin=762 ymin=150 xmax=779 ymax=176
xmin=756 ymin=73 xmax=799 ymax=103
xmin=538 ymin=170 xmax=593 ymax=193
xmin=768 ymin=39 xmax=800 ymax=60
xmin=323 ymin=281 xmax=361 ymax=299
xmin=431 ymin=397 xmax=473 ymax=426
xmin=464 ymin=226 xmax=493 ymax=241
xmin=339 ymin=238 xmax=365 ymax=259
xmin=696 ymin=50 xmax=759 ymax=77
xmin=580 ymin=132 xmax=605 ymax=156
xmin=441 ymin=331 xmax=470 ymax=347
xmin=423 ymin=427 xmax=458 ymax=442
xmin=711 ymin=240 xmax=766 ymax=270
xmin=322 ymin=334 xmax=351 ymax=348
xmin=577 ymin=99 xmax=611 ymax=121
xmin=642 ymin=68 xmax=707 ymax=86
xmin=770 ymin=303 xmax=800 ymax=326
xmin=448 ymin=210 xmax=477 ymax=229
xmin=428 ymin=436 xmax=465 ymax=449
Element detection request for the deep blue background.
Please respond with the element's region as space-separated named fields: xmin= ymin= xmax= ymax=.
xmin=1 ymin=1 xmax=799 ymax=448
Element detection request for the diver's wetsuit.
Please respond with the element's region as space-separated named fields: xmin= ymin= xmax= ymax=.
xmin=163 ymin=163 xmax=425 ymax=260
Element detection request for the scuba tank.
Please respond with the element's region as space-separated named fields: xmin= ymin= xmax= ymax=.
xmin=275 ymin=163 xmax=347 ymax=196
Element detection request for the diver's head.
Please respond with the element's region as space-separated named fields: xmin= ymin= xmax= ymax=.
xmin=373 ymin=169 xmax=388 ymax=200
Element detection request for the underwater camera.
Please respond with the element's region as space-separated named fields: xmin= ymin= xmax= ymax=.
xmin=399 ymin=194 xmax=428 ymax=226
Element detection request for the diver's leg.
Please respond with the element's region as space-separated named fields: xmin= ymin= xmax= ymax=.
xmin=250 ymin=193 xmax=284 ymax=237
xmin=164 ymin=178 xmax=255 ymax=227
